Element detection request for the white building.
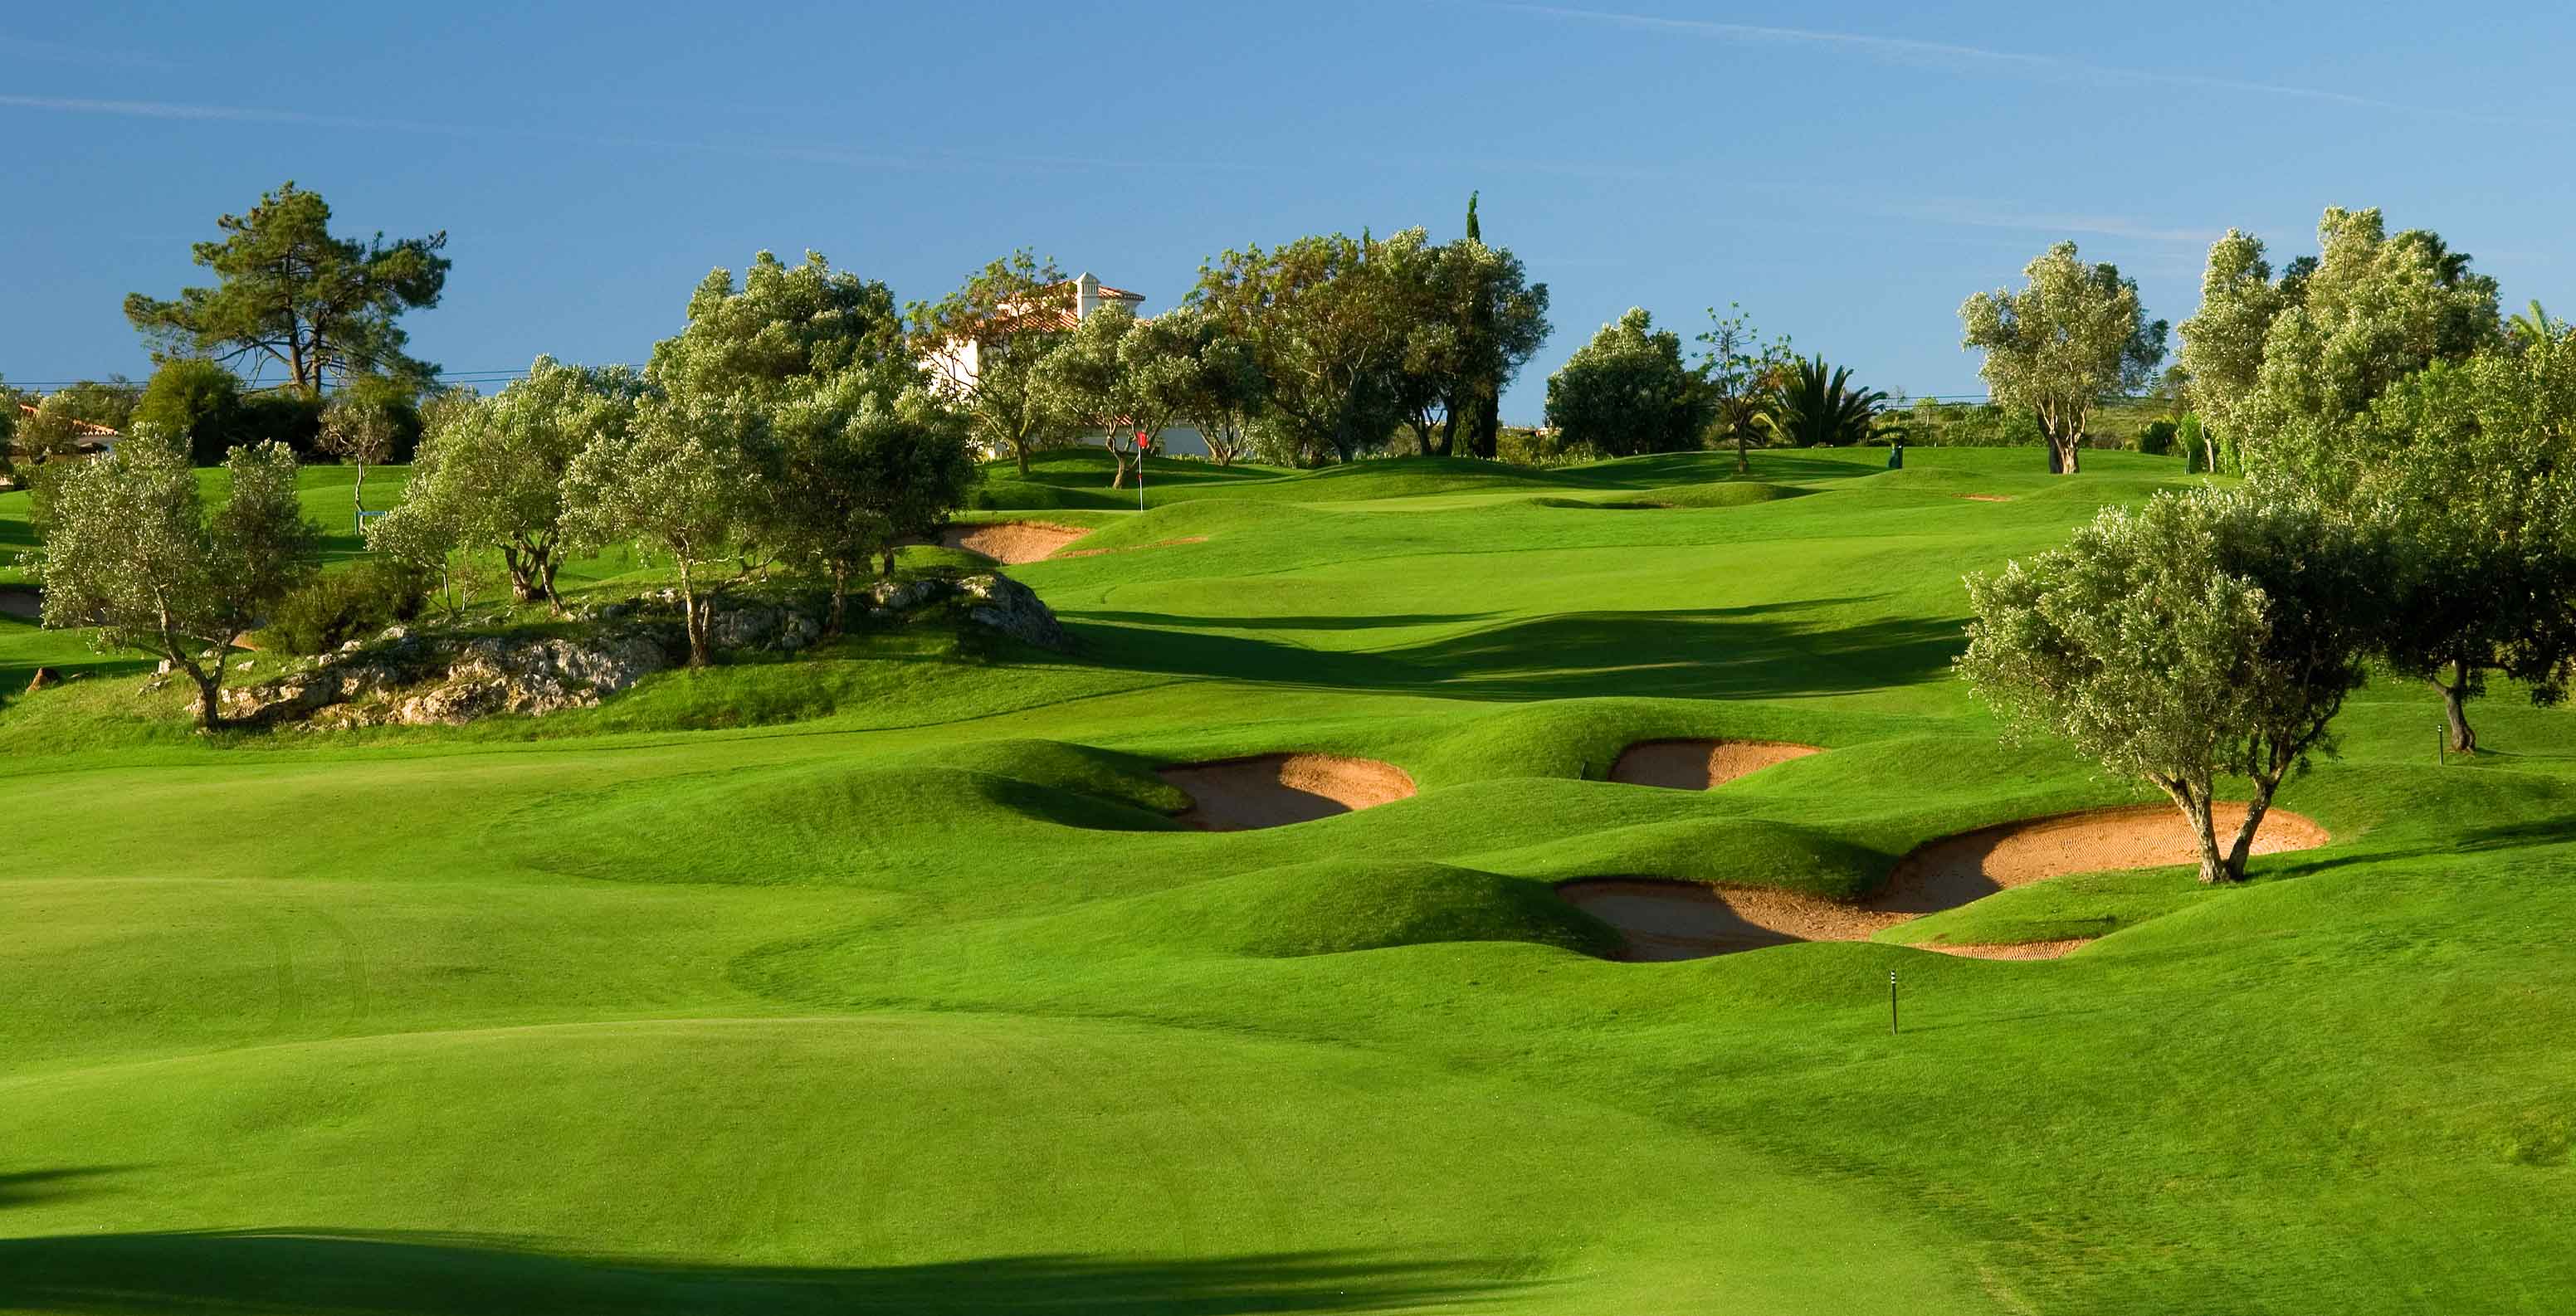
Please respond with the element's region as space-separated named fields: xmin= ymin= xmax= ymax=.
xmin=925 ymin=271 xmax=1213 ymax=461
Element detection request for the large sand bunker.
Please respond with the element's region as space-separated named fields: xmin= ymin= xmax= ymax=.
xmin=1559 ymin=803 xmax=2329 ymax=962
xmin=1610 ymin=739 xmax=1820 ymax=790
xmin=940 ymin=521 xmax=1092 ymax=564
xmin=1159 ymin=753 xmax=1417 ymax=831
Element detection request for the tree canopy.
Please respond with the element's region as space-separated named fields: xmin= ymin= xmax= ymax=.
xmin=1959 ymin=488 xmax=2384 ymax=882
xmin=124 ymin=182 xmax=449 ymax=395
xmin=1959 ymin=241 xmax=2167 ymax=475
xmin=910 ymin=251 xmax=1074 ymax=475
xmin=36 ymin=432 xmax=318 ymax=727
xmin=1544 ymin=308 xmax=1710 ymax=457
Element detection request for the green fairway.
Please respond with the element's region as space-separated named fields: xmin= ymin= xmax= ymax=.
xmin=4 ymin=444 xmax=2572 ymax=1314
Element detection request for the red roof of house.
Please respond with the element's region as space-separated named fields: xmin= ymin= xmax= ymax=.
xmin=17 ymin=402 xmax=120 ymax=438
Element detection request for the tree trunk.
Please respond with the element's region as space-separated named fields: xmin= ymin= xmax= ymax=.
xmin=352 ymin=463 xmax=368 ymax=517
xmin=2439 ymin=660 xmax=2477 ymax=753
xmin=1736 ymin=429 xmax=1749 ymax=475
xmin=881 ymin=546 xmax=898 ymax=578
xmin=502 ymin=544 xmax=539 ymax=603
xmin=190 ymin=666 xmax=225 ymax=730
xmin=827 ymin=563 xmax=848 ymax=636
xmin=1014 ymin=441 xmax=1032 ymax=476
xmin=539 ymin=553 xmax=563 ymax=616
xmin=2159 ymin=777 xmax=2231 ymax=885
xmin=2222 ymin=778 xmax=2278 ymax=883
xmin=676 ymin=560 xmax=708 ymax=668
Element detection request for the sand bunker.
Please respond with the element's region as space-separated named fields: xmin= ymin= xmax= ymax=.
xmin=1610 ymin=739 xmax=1820 ymax=790
xmin=1559 ymin=802 xmax=2329 ymax=962
xmin=1159 ymin=753 xmax=1417 ymax=831
xmin=940 ymin=521 xmax=1092 ymax=564
xmin=1959 ymin=494 xmax=2013 ymax=503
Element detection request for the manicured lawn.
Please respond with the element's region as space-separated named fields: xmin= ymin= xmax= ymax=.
xmin=2 ymin=444 xmax=2570 ymax=1314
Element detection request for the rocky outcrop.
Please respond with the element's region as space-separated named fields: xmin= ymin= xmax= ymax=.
xmin=222 ymin=624 xmax=676 ymax=729
xmin=958 ymin=573 xmax=1069 ymax=651
xmin=213 ymin=571 xmax=1069 ymax=730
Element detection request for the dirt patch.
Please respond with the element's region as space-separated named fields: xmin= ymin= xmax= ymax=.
xmin=1959 ymin=494 xmax=2013 ymax=503
xmin=1609 ymin=739 xmax=1820 ymax=790
xmin=940 ymin=521 xmax=1092 ymax=564
xmin=1159 ymin=753 xmax=1417 ymax=831
xmin=1055 ymin=535 xmax=1210 ymax=559
xmin=1559 ymin=803 xmax=2329 ymax=961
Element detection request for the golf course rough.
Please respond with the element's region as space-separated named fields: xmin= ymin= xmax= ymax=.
xmin=6 ymin=446 xmax=2574 ymax=1315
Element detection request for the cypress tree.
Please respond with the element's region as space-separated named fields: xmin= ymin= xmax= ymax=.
xmin=1466 ymin=193 xmax=1503 ymax=456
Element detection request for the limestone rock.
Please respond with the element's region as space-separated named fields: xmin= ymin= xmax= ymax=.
xmin=959 ymin=573 xmax=1069 ymax=651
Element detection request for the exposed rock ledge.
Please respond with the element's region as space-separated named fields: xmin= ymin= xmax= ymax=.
xmin=204 ymin=573 xmax=1067 ymax=729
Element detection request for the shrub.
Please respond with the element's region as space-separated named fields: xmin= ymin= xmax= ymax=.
xmin=2137 ymin=419 xmax=2178 ymax=456
xmin=1495 ymin=426 xmax=1599 ymax=468
xmin=260 ymin=559 xmax=431 ymax=655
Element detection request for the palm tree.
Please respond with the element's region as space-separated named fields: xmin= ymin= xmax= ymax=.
xmin=1756 ymin=354 xmax=1890 ymax=448
xmin=2509 ymin=300 xmax=2562 ymax=349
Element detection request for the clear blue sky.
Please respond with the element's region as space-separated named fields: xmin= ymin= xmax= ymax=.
xmin=7 ymin=3 xmax=2571 ymax=420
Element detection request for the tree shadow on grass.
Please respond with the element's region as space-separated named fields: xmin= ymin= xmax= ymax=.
xmin=1058 ymin=600 xmax=1964 ymax=702
xmin=0 ymin=1229 xmax=1535 ymax=1314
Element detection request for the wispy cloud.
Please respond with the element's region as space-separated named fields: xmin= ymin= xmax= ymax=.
xmin=1489 ymin=3 xmax=2562 ymax=127
xmin=0 ymin=33 xmax=173 ymax=71
xmin=0 ymin=93 xmax=1267 ymax=176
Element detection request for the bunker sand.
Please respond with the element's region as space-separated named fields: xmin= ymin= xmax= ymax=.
xmin=940 ymin=521 xmax=1093 ymax=563
xmin=1160 ymin=753 xmax=1417 ymax=831
xmin=1610 ymin=739 xmax=1820 ymax=790
xmin=1559 ymin=803 xmax=2330 ymax=962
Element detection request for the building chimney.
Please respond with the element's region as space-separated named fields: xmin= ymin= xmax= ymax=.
xmin=1075 ymin=271 xmax=1100 ymax=321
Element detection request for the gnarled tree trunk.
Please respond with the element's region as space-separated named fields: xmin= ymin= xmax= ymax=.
xmin=2438 ymin=658 xmax=2477 ymax=753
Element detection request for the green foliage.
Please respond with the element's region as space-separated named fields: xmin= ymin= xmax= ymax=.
xmin=1194 ymin=231 xmax=1411 ymax=465
xmin=1757 ymin=354 xmax=1891 ymax=448
xmin=772 ymin=379 xmax=978 ymax=623
xmin=1544 ymin=308 xmax=1711 ymax=456
xmin=910 ymin=251 xmax=1074 ymax=473
xmin=32 ymin=433 xmax=318 ymax=724
xmin=648 ymin=250 xmax=910 ymax=406
xmin=374 ymin=356 xmax=642 ymax=608
xmin=1383 ymin=229 xmax=1550 ymax=457
xmin=2186 ymin=207 xmax=2501 ymax=482
xmin=1960 ymin=488 xmax=2384 ymax=880
xmin=2135 ymin=419 xmax=2178 ymax=456
xmin=1960 ymin=241 xmax=2168 ymax=474
xmin=134 ymin=359 xmax=247 ymax=465
xmin=1696 ymin=304 xmax=1796 ymax=472
xmin=2337 ymin=332 xmax=2576 ymax=748
xmin=259 ymin=557 xmax=429 ymax=656
xmin=123 ymin=181 xmax=449 ymax=393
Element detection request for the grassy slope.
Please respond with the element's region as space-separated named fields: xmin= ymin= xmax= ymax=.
xmin=2 ymin=444 xmax=2572 ymax=1314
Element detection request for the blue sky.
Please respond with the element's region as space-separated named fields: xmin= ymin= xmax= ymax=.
xmin=7 ymin=2 xmax=2572 ymax=420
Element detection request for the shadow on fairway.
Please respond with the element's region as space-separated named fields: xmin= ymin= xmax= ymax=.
xmin=1061 ymin=601 xmax=1962 ymax=701
xmin=0 ymin=1230 xmax=1535 ymax=1314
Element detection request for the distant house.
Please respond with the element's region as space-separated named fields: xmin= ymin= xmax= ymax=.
xmin=6 ymin=402 xmax=120 ymax=484
xmin=925 ymin=271 xmax=1212 ymax=461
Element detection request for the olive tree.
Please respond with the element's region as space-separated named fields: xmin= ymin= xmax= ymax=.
xmin=1160 ymin=308 xmax=1267 ymax=467
xmin=560 ymin=392 xmax=773 ymax=667
xmin=1959 ymin=488 xmax=2384 ymax=883
xmin=1544 ymin=309 xmax=1710 ymax=456
xmin=1959 ymin=241 xmax=2168 ymax=475
xmin=373 ymin=358 xmax=641 ymax=610
xmin=1034 ymin=303 xmax=1194 ymax=489
xmin=36 ymin=431 xmax=318 ymax=728
xmin=910 ymin=251 xmax=1075 ymax=474
xmin=772 ymin=377 xmax=977 ymax=630
xmin=1193 ymin=232 xmax=1409 ymax=465
xmin=1385 ymin=234 xmax=1550 ymax=457
xmin=2341 ymin=333 xmax=2576 ymax=751
xmin=2192 ymin=208 xmax=2500 ymax=492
